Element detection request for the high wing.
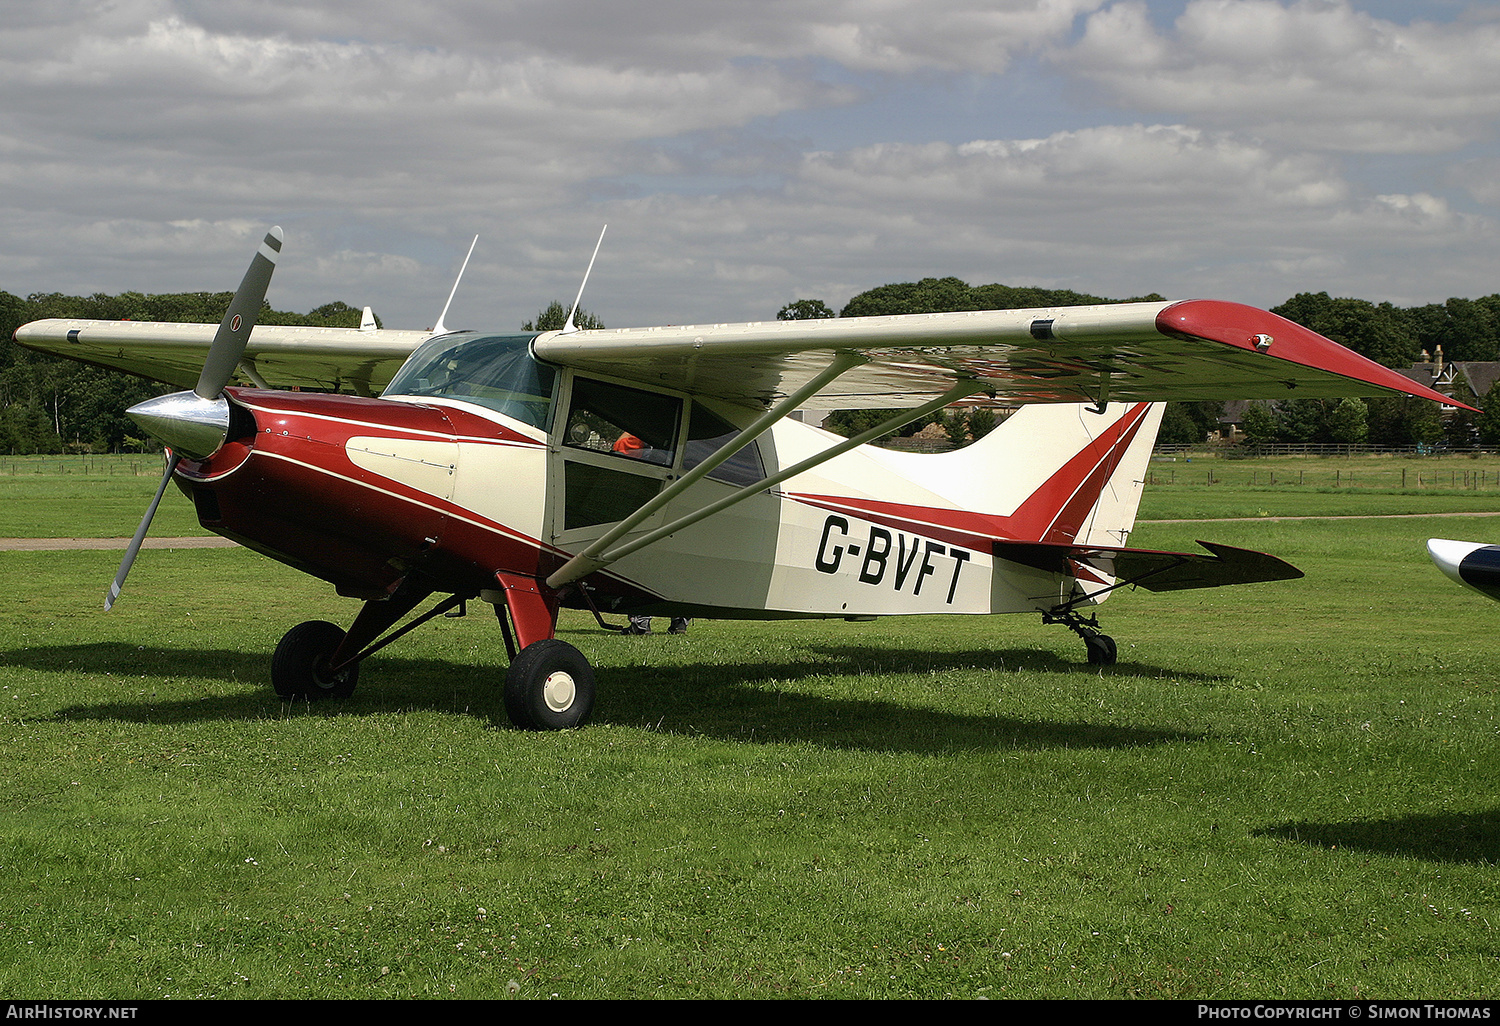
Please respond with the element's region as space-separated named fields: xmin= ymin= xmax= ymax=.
xmin=17 ymin=297 xmax=1460 ymax=408
xmin=13 ymin=318 xmax=432 ymax=396
xmin=533 ymin=299 xmax=1460 ymax=409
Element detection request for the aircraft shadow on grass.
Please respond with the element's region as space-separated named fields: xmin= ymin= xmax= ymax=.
xmin=1255 ymin=813 xmax=1500 ymax=866
xmin=14 ymin=639 xmax=1222 ymax=755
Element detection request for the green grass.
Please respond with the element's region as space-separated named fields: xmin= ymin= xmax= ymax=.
xmin=1141 ymin=450 xmax=1500 ymax=520
xmin=3 ymin=456 xmax=1500 ymax=998
xmin=0 ymin=455 xmax=208 ymax=538
xmin=6 ymin=450 xmax=1500 ymax=537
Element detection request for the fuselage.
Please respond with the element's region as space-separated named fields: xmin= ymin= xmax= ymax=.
xmin=167 ymin=331 xmax=1160 ymax=620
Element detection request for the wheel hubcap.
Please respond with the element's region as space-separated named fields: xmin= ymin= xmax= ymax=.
xmin=542 ymin=670 xmax=576 ymax=712
xmin=311 ymin=656 xmax=344 ymax=691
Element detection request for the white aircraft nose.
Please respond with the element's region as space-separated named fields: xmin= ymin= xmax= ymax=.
xmin=1428 ymin=538 xmax=1500 ymax=602
xmin=1428 ymin=538 xmax=1480 ymax=583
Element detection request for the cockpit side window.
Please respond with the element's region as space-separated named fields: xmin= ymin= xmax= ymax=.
xmin=382 ymin=333 xmax=556 ymax=430
xmin=563 ymin=378 xmax=682 ymax=468
xmin=684 ymin=404 xmax=765 ymax=486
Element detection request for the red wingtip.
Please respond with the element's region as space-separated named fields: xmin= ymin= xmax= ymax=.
xmin=1158 ymin=301 xmax=1476 ymax=412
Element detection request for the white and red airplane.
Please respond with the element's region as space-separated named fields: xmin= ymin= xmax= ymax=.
xmin=13 ymin=227 xmax=1460 ymax=729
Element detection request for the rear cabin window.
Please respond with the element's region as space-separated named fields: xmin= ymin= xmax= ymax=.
xmin=683 ymin=405 xmax=765 ymax=487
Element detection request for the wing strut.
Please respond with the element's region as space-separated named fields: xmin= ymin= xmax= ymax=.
xmin=237 ymin=360 xmax=270 ymax=389
xmin=546 ymin=361 xmax=989 ymax=588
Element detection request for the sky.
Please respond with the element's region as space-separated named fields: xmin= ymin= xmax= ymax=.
xmin=3 ymin=0 xmax=1499 ymax=333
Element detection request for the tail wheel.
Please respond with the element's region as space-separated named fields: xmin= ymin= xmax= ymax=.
xmin=272 ymin=620 xmax=359 ymax=700
xmin=1043 ymin=609 xmax=1119 ymax=668
xmin=1084 ymin=632 xmax=1118 ymax=666
xmin=504 ymin=639 xmax=595 ymax=730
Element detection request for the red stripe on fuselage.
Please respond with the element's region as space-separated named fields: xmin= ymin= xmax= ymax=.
xmin=229 ymin=388 xmax=548 ymax=449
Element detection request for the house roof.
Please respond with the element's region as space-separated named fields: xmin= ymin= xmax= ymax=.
xmin=1397 ymin=360 xmax=1500 ymax=399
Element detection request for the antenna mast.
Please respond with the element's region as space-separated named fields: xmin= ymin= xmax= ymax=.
xmin=432 ymin=235 xmax=478 ymax=335
xmin=562 ymin=225 xmax=608 ymax=334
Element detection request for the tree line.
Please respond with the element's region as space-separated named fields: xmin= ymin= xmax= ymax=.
xmin=0 ymin=291 xmax=371 ymax=454
xmin=4 ymin=280 xmax=1498 ymax=454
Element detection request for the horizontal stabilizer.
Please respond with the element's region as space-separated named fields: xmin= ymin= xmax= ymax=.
xmin=994 ymin=538 xmax=1303 ymax=592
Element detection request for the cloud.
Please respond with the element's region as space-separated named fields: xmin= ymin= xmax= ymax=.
xmin=1449 ymin=158 xmax=1500 ymax=207
xmin=632 ymin=121 xmax=1491 ymax=316
xmin=1 ymin=14 xmax=841 ymax=161
xmin=1060 ymin=0 xmax=1500 ymax=153
xmin=175 ymin=0 xmax=1107 ymax=73
xmin=795 ymin=125 xmax=1352 ymax=232
xmin=1 ymin=1 xmax=1497 ymax=333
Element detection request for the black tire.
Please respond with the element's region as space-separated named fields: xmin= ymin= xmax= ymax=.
xmin=504 ymin=639 xmax=595 ymax=730
xmin=272 ymin=620 xmax=359 ymax=700
xmin=1085 ymin=633 xmax=1118 ymax=666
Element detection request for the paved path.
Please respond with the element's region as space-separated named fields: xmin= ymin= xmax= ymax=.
xmin=7 ymin=509 xmax=1500 ymax=551
xmin=0 ymin=537 xmax=238 ymax=551
xmin=1139 ymin=510 xmax=1500 ymax=525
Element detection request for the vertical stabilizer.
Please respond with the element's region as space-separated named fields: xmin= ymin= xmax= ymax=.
xmin=906 ymin=402 xmax=1164 ymax=547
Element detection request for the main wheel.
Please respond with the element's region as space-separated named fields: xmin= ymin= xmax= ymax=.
xmin=1084 ymin=632 xmax=1118 ymax=666
xmin=504 ymin=639 xmax=595 ymax=730
xmin=272 ymin=620 xmax=359 ymax=700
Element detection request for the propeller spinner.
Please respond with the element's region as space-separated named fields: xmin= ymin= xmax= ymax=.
xmin=106 ymin=226 xmax=283 ymax=610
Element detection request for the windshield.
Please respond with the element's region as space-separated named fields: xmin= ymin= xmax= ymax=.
xmin=383 ymin=333 xmax=556 ymax=430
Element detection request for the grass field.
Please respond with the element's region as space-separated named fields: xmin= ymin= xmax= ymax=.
xmin=0 ymin=455 xmax=207 ymax=538
xmin=3 ymin=454 xmax=1500 ymax=998
xmin=1140 ymin=449 xmax=1500 ymax=521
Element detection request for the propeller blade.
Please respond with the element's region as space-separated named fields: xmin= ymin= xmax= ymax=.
xmin=195 ymin=226 xmax=283 ymax=400
xmin=105 ymin=451 xmax=182 ymax=611
xmin=107 ymin=227 xmax=281 ymax=609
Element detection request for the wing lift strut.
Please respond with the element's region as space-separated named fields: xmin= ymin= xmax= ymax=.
xmin=546 ymin=351 xmax=992 ymax=594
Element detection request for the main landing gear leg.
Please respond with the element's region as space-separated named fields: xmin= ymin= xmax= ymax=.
xmin=271 ymin=582 xmax=440 ymax=701
xmin=488 ymin=572 xmax=596 ymax=730
xmin=1042 ymin=608 xmax=1118 ymax=667
xmin=269 ymin=571 xmax=601 ymax=729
